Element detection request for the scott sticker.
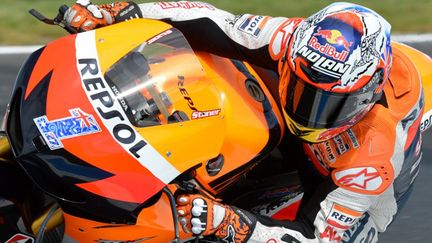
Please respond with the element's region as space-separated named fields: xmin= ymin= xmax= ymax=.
xmin=34 ymin=108 xmax=101 ymax=150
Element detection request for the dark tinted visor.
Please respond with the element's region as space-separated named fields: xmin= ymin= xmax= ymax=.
xmin=284 ymin=73 xmax=375 ymax=129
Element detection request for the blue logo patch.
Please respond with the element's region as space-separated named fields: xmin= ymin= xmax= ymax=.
xmin=34 ymin=108 xmax=101 ymax=150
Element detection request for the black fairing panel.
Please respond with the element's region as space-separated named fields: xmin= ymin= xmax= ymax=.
xmin=5 ymin=48 xmax=141 ymax=223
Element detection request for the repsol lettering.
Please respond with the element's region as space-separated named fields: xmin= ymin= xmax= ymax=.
xmin=421 ymin=112 xmax=432 ymax=132
xmin=333 ymin=135 xmax=349 ymax=155
xmin=177 ymin=75 xmax=198 ymax=111
xmin=297 ymin=46 xmax=350 ymax=78
xmin=79 ymin=58 xmax=147 ymax=158
xmin=248 ymin=16 xmax=264 ymax=32
xmin=323 ymin=141 xmax=336 ymax=162
xmin=331 ymin=212 xmax=355 ymax=224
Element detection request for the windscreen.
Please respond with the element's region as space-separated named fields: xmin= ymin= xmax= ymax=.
xmin=104 ymin=28 xmax=206 ymax=127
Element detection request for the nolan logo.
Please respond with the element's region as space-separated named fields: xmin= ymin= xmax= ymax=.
xmin=297 ymin=45 xmax=350 ymax=79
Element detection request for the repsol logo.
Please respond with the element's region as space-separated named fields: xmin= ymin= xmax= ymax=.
xmin=177 ymin=75 xmax=198 ymax=112
xmin=330 ymin=211 xmax=355 ymax=224
xmin=333 ymin=135 xmax=349 ymax=155
xmin=421 ymin=110 xmax=432 ymax=132
xmin=297 ymin=45 xmax=350 ymax=79
xmin=78 ymin=58 xmax=147 ymax=159
xmin=246 ymin=15 xmax=264 ymax=32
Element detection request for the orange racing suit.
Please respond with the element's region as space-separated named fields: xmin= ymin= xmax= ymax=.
xmin=129 ymin=1 xmax=425 ymax=242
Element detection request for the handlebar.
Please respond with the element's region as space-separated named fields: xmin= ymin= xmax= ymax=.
xmin=29 ymin=5 xmax=77 ymax=34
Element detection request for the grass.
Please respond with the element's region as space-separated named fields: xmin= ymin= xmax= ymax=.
xmin=0 ymin=0 xmax=431 ymax=45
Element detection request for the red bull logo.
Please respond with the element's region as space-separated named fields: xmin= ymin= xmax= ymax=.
xmin=314 ymin=27 xmax=352 ymax=51
xmin=308 ymin=28 xmax=353 ymax=62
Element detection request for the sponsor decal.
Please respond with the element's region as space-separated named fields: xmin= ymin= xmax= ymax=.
xmin=157 ymin=1 xmax=215 ymax=10
xmin=310 ymin=27 xmax=353 ymax=62
xmin=147 ymin=29 xmax=173 ymax=44
xmin=326 ymin=203 xmax=362 ymax=230
xmin=322 ymin=141 xmax=336 ymax=163
xmin=314 ymin=27 xmax=353 ymax=51
xmin=297 ymin=45 xmax=351 ymax=79
xmin=420 ymin=109 xmax=432 ymax=132
xmin=346 ymin=128 xmax=359 ymax=148
xmin=334 ymin=167 xmax=382 ymax=191
xmin=333 ymin=135 xmax=350 ymax=155
xmin=75 ymin=32 xmax=179 ymax=184
xmin=117 ymin=3 xmax=142 ymax=21
xmin=34 ymin=108 xmax=101 ymax=150
xmin=319 ymin=225 xmax=342 ymax=242
xmin=6 ymin=234 xmax=34 ymax=243
xmin=253 ymin=190 xmax=303 ymax=216
xmin=238 ymin=15 xmax=269 ymax=37
xmin=177 ymin=75 xmax=221 ymax=119
xmin=192 ymin=109 xmax=221 ymax=119
xmin=309 ymin=36 xmax=349 ymax=62
xmin=78 ymin=58 xmax=148 ymax=159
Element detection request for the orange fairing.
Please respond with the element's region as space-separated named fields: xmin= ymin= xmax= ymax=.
xmin=193 ymin=54 xmax=285 ymax=194
xmin=63 ymin=186 xmax=193 ymax=242
xmin=392 ymin=42 xmax=432 ymax=132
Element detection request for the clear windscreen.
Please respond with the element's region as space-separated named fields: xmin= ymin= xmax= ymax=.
xmin=104 ymin=28 xmax=206 ymax=127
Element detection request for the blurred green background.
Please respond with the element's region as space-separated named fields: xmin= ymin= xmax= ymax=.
xmin=1 ymin=0 xmax=432 ymax=45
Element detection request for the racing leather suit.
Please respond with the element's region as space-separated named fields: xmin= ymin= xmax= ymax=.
xmin=129 ymin=1 xmax=424 ymax=242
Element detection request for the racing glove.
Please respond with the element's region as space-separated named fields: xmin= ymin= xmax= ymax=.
xmin=176 ymin=194 xmax=256 ymax=242
xmin=64 ymin=0 xmax=142 ymax=31
xmin=177 ymin=194 xmax=320 ymax=243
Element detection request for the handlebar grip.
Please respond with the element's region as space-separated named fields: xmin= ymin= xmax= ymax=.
xmin=56 ymin=5 xmax=77 ymax=34
xmin=59 ymin=5 xmax=69 ymax=16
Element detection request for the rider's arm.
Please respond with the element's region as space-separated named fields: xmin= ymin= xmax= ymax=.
xmin=133 ymin=1 xmax=289 ymax=71
xmin=65 ymin=1 xmax=303 ymax=73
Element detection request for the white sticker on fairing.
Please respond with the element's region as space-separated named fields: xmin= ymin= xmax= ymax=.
xmin=75 ymin=31 xmax=180 ymax=184
xmin=34 ymin=108 xmax=101 ymax=150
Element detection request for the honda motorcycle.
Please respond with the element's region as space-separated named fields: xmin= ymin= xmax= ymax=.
xmin=1 ymin=5 xmax=432 ymax=243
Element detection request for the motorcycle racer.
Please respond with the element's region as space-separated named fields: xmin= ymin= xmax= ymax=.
xmin=64 ymin=1 xmax=425 ymax=242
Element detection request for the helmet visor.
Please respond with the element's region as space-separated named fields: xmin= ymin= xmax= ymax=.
xmin=284 ymin=72 xmax=374 ymax=129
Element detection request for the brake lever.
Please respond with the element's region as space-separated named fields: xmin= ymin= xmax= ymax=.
xmin=29 ymin=5 xmax=77 ymax=34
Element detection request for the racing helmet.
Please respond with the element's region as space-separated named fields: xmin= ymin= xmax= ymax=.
xmin=280 ymin=2 xmax=392 ymax=143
